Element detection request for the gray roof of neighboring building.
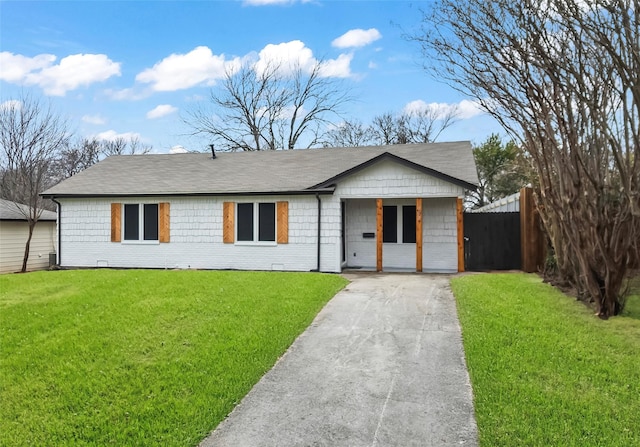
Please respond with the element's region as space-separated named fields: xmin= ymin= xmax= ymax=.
xmin=41 ymin=142 xmax=479 ymax=198
xmin=0 ymin=199 xmax=57 ymax=221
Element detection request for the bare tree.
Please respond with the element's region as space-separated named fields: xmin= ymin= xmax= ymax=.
xmin=0 ymin=95 xmax=69 ymax=272
xmin=100 ymin=136 xmax=152 ymax=157
xmin=52 ymin=138 xmax=101 ymax=181
xmin=415 ymin=0 xmax=640 ymax=317
xmin=370 ymin=113 xmax=397 ymax=145
xmin=51 ymin=135 xmax=152 ymax=184
xmin=324 ymin=107 xmax=459 ymax=148
xmin=186 ymin=60 xmax=352 ymax=151
xmin=322 ymin=119 xmax=375 ymax=147
xmin=402 ymin=108 xmax=458 ymax=144
xmin=370 ymin=108 xmax=458 ymax=145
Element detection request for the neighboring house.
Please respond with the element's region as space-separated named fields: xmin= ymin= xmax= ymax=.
xmin=0 ymin=199 xmax=57 ymax=273
xmin=41 ymin=142 xmax=478 ymax=273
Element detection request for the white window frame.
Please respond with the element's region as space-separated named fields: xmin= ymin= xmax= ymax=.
xmin=383 ymin=205 xmax=417 ymax=245
xmin=235 ymin=202 xmax=277 ymax=246
xmin=121 ymin=203 xmax=160 ymax=245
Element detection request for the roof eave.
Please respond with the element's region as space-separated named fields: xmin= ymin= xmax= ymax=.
xmin=41 ymin=187 xmax=336 ymax=200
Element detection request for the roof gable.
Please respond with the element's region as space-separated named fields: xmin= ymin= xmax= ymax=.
xmin=310 ymin=151 xmax=477 ymax=190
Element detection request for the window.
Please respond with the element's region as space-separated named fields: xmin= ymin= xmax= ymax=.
xmin=237 ymin=202 xmax=276 ymax=242
xmin=258 ymin=203 xmax=275 ymax=242
xmin=237 ymin=203 xmax=254 ymax=241
xmin=123 ymin=203 xmax=159 ymax=241
xmin=382 ymin=205 xmax=417 ymax=244
xmin=383 ymin=205 xmax=397 ymax=243
xmin=402 ymin=205 xmax=416 ymax=243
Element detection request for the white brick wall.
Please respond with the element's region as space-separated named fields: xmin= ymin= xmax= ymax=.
xmin=59 ymin=195 xmax=342 ymax=273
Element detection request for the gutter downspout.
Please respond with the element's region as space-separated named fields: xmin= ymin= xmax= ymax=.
xmin=312 ymin=193 xmax=322 ymax=272
xmin=51 ymin=197 xmax=61 ymax=266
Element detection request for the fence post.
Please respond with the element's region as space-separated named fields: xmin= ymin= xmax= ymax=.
xmin=520 ymin=187 xmax=544 ymax=272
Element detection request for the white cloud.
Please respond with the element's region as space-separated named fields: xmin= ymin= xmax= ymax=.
xmin=254 ymin=40 xmax=352 ymax=78
xmin=254 ymin=40 xmax=316 ymax=76
xmin=318 ymin=53 xmax=352 ymax=78
xmin=82 ymin=114 xmax=106 ymax=125
xmin=136 ymin=46 xmax=240 ymax=92
xmin=0 ymin=52 xmax=56 ymax=82
xmin=134 ymin=41 xmax=352 ymax=95
xmin=94 ymin=130 xmax=141 ymax=142
xmin=146 ymin=104 xmax=178 ymax=119
xmin=332 ymin=28 xmax=382 ymax=49
xmin=0 ymin=52 xmax=121 ymax=96
xmin=404 ymin=99 xmax=484 ymax=120
xmin=169 ymin=145 xmax=188 ymax=154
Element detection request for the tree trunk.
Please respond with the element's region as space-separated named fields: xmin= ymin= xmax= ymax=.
xmin=21 ymin=221 xmax=35 ymax=273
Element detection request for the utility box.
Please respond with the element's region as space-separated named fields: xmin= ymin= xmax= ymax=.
xmin=49 ymin=252 xmax=57 ymax=267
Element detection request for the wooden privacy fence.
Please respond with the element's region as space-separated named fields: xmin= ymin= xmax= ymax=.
xmin=464 ymin=187 xmax=545 ymax=272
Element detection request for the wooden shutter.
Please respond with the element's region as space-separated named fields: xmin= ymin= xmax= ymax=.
xmin=159 ymin=202 xmax=170 ymax=243
xmin=277 ymin=201 xmax=288 ymax=244
xmin=223 ymin=202 xmax=235 ymax=243
xmin=111 ymin=203 xmax=121 ymax=242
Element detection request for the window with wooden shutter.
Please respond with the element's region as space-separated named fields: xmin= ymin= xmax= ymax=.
xmin=111 ymin=203 xmax=121 ymax=242
xmin=277 ymin=201 xmax=288 ymax=244
xmin=113 ymin=202 xmax=166 ymax=243
xmin=223 ymin=202 xmax=235 ymax=243
xmin=159 ymin=202 xmax=170 ymax=243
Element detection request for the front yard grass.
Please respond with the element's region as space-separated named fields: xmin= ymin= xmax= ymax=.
xmin=0 ymin=269 xmax=347 ymax=446
xmin=451 ymin=273 xmax=640 ymax=447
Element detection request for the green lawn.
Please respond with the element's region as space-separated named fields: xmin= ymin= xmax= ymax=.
xmin=451 ymin=273 xmax=640 ymax=447
xmin=0 ymin=269 xmax=347 ymax=446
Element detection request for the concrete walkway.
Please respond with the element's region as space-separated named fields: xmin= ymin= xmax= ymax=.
xmin=199 ymin=273 xmax=478 ymax=447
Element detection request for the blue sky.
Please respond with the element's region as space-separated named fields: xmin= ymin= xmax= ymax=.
xmin=1 ymin=0 xmax=502 ymax=153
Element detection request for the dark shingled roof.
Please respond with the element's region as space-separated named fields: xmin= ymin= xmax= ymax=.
xmin=42 ymin=142 xmax=478 ymax=198
xmin=0 ymin=199 xmax=57 ymax=221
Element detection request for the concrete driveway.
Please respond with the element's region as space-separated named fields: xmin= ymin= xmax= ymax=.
xmin=199 ymin=273 xmax=478 ymax=447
